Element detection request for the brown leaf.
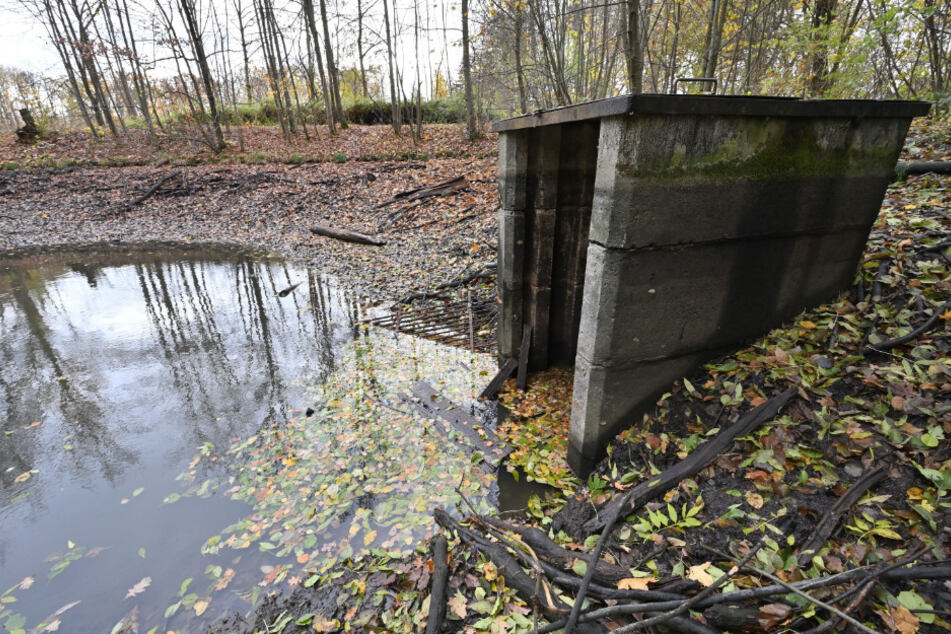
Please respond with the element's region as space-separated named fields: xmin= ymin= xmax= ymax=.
xmin=758 ymin=603 xmax=792 ymax=629
xmin=875 ymin=605 xmax=919 ymax=634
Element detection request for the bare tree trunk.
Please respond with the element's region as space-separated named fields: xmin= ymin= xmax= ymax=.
xmin=234 ymin=0 xmax=253 ymax=102
xmin=318 ymin=0 xmax=347 ymax=127
xmin=382 ymin=0 xmax=401 ymax=135
xmin=461 ymin=0 xmax=478 ymax=138
xmin=357 ymin=0 xmax=369 ymax=97
xmin=178 ymin=0 xmax=226 ymax=150
xmin=302 ymin=0 xmax=336 ymax=134
xmin=806 ymin=0 xmax=838 ymax=96
xmin=514 ymin=7 xmax=528 ymax=113
xmin=624 ymin=0 xmax=643 ymax=93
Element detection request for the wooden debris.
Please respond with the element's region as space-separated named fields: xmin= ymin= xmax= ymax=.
xmin=378 ymin=175 xmax=468 ymax=208
xmin=424 ymin=534 xmax=448 ymax=634
xmin=122 ymin=173 xmax=176 ymax=213
xmin=310 ymin=224 xmax=386 ymax=246
xmin=516 ymin=324 xmax=531 ymax=390
xmin=401 ymin=380 xmax=511 ymax=468
xmin=479 ymin=358 xmax=518 ymax=400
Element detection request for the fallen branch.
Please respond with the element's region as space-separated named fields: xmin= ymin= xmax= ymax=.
xmin=741 ymin=567 xmax=878 ymax=634
xmin=796 ymin=466 xmax=886 ymax=567
xmin=863 ymin=298 xmax=951 ymax=354
xmin=425 ymin=534 xmax=448 ymax=634
xmin=377 ymin=175 xmax=468 ymax=208
xmin=564 ymin=387 xmax=797 ymax=634
xmin=432 ymin=511 xmax=564 ymax=618
xmin=895 ymin=161 xmax=951 ymax=179
xmin=479 ymin=516 xmax=633 ymax=587
xmin=610 ymin=525 xmax=777 ymax=633
xmin=537 ymin=563 xmax=951 ymax=633
xmin=583 ymin=387 xmax=798 ymax=533
xmin=310 ymin=224 xmax=386 ymax=246
xmin=123 ymin=173 xmax=176 ymax=213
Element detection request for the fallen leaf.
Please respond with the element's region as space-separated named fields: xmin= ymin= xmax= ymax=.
xmin=194 ymin=599 xmax=209 ymax=616
xmin=617 ymin=576 xmax=656 ymax=590
xmin=687 ymin=562 xmax=715 ymax=587
xmin=745 ymin=492 xmax=765 ymax=509
xmin=758 ymin=603 xmax=792 ymax=629
xmin=214 ymin=568 xmax=235 ymax=591
xmin=875 ymin=604 xmax=919 ymax=634
xmin=54 ymin=600 xmax=80 ymax=615
xmin=448 ymin=593 xmax=467 ymax=619
xmin=18 ymin=576 xmax=34 ymax=590
xmin=125 ymin=576 xmax=151 ymax=599
xmin=14 ymin=471 xmax=31 ymax=483
xmin=44 ymin=619 xmax=61 ymax=631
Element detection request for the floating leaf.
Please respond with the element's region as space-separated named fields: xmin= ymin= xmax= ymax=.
xmin=125 ymin=577 xmax=151 ymax=599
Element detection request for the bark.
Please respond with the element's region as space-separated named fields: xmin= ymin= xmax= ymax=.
xmin=302 ymin=0 xmax=336 ymax=134
xmin=318 ymin=0 xmax=347 ymax=128
xmin=806 ymin=0 xmax=839 ymax=96
xmin=382 ymin=0 xmax=401 ymax=135
xmin=178 ymin=0 xmax=226 ymax=151
xmin=514 ymin=8 xmax=528 ymax=113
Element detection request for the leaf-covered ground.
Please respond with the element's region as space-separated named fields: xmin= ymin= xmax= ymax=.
xmin=1 ymin=120 xmax=949 ymax=633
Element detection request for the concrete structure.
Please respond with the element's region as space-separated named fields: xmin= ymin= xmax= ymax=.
xmin=492 ymin=94 xmax=930 ymax=474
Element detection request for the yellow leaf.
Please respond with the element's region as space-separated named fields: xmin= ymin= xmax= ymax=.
xmin=907 ymin=487 xmax=923 ymax=500
xmin=311 ymin=617 xmax=340 ymax=632
xmin=687 ymin=562 xmax=715 ymax=587
xmin=800 ymin=320 xmax=817 ymax=329
xmin=363 ymin=530 xmax=377 ymax=546
xmin=617 ymin=576 xmax=656 ymax=590
xmin=482 ymin=561 xmax=497 ymax=581
xmin=745 ymin=492 xmax=765 ymax=509
xmin=14 ymin=471 xmax=31 ymax=483
xmin=193 ymin=600 xmax=208 ymax=616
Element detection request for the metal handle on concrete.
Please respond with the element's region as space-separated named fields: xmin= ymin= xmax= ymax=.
xmin=674 ymin=77 xmax=718 ymax=95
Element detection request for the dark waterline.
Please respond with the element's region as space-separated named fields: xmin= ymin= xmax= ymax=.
xmin=0 ymin=246 xmax=361 ymax=632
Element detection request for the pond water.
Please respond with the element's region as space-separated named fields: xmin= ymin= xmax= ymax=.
xmin=0 ymin=246 xmax=500 ymax=632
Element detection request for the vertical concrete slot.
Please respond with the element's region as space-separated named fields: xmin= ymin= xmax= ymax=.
xmin=494 ymin=94 xmax=930 ymax=475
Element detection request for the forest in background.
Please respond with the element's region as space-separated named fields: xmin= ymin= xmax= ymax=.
xmin=1 ymin=0 xmax=949 ymax=148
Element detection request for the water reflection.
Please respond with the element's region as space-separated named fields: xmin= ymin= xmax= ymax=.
xmin=0 ymin=246 xmax=360 ymax=632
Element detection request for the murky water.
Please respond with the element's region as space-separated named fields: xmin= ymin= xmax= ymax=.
xmin=0 ymin=246 xmax=498 ymax=632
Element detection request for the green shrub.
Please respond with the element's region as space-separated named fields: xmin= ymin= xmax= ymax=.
xmin=3 ymin=161 xmax=20 ymax=170
xmin=332 ymin=151 xmax=347 ymax=163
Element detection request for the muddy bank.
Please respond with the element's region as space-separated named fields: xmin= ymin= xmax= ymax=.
xmin=0 ymin=158 xmax=498 ymax=301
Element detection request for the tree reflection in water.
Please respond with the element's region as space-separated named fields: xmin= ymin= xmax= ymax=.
xmin=0 ymin=246 xmax=359 ymax=632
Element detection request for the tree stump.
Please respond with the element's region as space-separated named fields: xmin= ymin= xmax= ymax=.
xmin=15 ymin=108 xmax=40 ymax=144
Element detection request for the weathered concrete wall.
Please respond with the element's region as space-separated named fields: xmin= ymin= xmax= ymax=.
xmin=568 ymin=114 xmax=909 ymax=470
xmin=495 ymin=97 xmax=925 ymax=475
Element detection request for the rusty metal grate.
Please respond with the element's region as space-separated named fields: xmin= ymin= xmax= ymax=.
xmin=364 ymin=293 xmax=497 ymax=352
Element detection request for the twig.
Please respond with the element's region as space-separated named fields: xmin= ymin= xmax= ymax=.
xmin=741 ymin=566 xmax=880 ymax=634
xmin=610 ymin=523 xmax=779 ymax=632
xmin=122 ymin=172 xmax=176 ymax=213
xmin=796 ymin=466 xmax=886 ymax=566
xmin=863 ymin=298 xmax=951 ymax=354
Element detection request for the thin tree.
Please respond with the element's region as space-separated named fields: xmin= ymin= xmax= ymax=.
xmin=461 ymin=0 xmax=478 ymax=139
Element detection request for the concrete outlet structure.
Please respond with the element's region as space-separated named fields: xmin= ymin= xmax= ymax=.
xmin=492 ymin=94 xmax=930 ymax=474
